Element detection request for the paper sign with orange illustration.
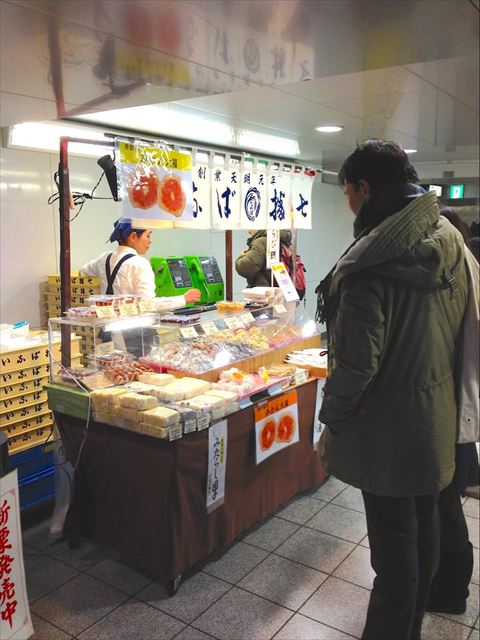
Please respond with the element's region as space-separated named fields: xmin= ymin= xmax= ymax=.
xmin=254 ymin=391 xmax=299 ymax=464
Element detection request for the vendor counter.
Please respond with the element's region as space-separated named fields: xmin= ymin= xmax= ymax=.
xmin=56 ymin=379 xmax=327 ymax=586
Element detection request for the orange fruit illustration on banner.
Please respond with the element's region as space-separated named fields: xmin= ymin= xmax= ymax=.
xmin=128 ymin=170 xmax=159 ymax=210
xmin=276 ymin=413 xmax=295 ymax=443
xmin=259 ymin=419 xmax=276 ymax=451
xmin=158 ymin=174 xmax=186 ymax=217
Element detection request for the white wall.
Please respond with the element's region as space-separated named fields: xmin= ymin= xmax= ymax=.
xmin=0 ymin=146 xmax=353 ymax=328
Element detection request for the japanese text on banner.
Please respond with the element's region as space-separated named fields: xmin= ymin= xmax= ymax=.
xmin=0 ymin=470 xmax=34 ymax=640
xmin=254 ymin=391 xmax=299 ymax=464
xmin=206 ymin=420 xmax=228 ymax=512
xmin=211 ymin=164 xmax=241 ymax=229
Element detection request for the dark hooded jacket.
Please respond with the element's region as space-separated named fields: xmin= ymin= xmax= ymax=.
xmin=235 ymin=230 xmax=292 ymax=287
xmin=318 ymin=189 xmax=469 ymax=497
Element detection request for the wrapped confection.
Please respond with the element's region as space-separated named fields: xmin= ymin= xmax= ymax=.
xmin=179 ymin=394 xmax=226 ymax=420
xmin=117 ymin=392 xmax=157 ymax=410
xmin=90 ymin=387 xmax=128 ymax=412
xmin=204 ymin=389 xmax=239 ymax=413
xmin=142 ymin=406 xmax=180 ymax=427
xmin=137 ymin=372 xmax=175 ymax=386
xmin=123 ymin=381 xmax=158 ymax=394
xmin=121 ymin=407 xmax=142 ymax=422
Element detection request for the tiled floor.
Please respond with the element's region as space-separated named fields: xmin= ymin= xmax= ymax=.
xmin=23 ymin=478 xmax=479 ymax=640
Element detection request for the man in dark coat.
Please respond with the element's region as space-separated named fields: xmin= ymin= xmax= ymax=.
xmin=317 ymin=140 xmax=469 ymax=640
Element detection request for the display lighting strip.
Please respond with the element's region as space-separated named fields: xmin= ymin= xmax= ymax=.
xmin=7 ymin=118 xmax=300 ymax=160
xmin=6 ymin=122 xmax=113 ymax=158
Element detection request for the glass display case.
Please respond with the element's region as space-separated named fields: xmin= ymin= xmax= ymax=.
xmin=146 ymin=302 xmax=318 ymax=378
xmin=48 ymin=301 xmax=319 ymax=389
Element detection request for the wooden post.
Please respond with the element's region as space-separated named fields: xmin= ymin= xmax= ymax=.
xmin=225 ymin=230 xmax=233 ymax=300
xmin=59 ymin=137 xmax=71 ymax=367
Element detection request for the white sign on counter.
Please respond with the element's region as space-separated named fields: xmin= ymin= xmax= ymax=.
xmin=271 ymin=263 xmax=299 ymax=302
xmin=313 ymin=378 xmax=326 ymax=448
xmin=0 ymin=470 xmax=34 ymax=640
xmin=206 ymin=420 xmax=228 ymax=512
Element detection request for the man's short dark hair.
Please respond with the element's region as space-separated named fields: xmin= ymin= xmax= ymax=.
xmin=338 ymin=139 xmax=419 ymax=191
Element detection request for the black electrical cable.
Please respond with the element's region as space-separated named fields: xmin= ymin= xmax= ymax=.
xmin=48 ymin=168 xmax=113 ymax=222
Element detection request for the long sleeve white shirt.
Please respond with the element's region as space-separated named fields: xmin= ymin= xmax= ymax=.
xmin=81 ymin=247 xmax=187 ymax=312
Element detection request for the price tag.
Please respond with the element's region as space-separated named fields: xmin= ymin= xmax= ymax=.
xmin=118 ymin=303 xmax=137 ymax=317
xmin=197 ymin=413 xmax=210 ymax=431
xmin=183 ymin=417 xmax=197 ymax=434
xmin=95 ymin=305 xmax=116 ymax=319
xmin=225 ymin=316 xmax=244 ymax=330
xmin=168 ymin=425 xmax=183 ymax=441
xmin=294 ymin=367 xmax=309 ymax=385
xmin=180 ymin=326 xmax=198 ymax=339
xmin=274 ymin=304 xmax=287 ymax=314
xmin=138 ymin=298 xmax=156 ymax=313
xmin=202 ymin=321 xmax=219 ymax=336
xmin=240 ymin=312 xmax=255 ymax=325
xmin=95 ymin=341 xmax=114 ymax=356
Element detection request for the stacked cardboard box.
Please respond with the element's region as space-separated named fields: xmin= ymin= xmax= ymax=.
xmin=0 ymin=332 xmax=81 ymax=454
xmin=44 ymin=273 xmax=101 ymax=364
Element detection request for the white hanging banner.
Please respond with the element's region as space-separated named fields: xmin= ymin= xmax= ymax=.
xmin=292 ymin=169 xmax=315 ymax=230
xmin=0 ymin=470 xmax=34 ymax=640
xmin=116 ymin=140 xmax=194 ymax=229
xmin=239 ymin=160 xmax=268 ymax=230
xmin=206 ymin=419 xmax=228 ymax=512
xmin=267 ymin=165 xmax=292 ymax=230
xmin=179 ymin=152 xmax=211 ymax=229
xmin=211 ymin=157 xmax=241 ymax=230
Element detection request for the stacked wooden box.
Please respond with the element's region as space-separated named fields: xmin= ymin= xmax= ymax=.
xmin=44 ymin=273 xmax=101 ymax=365
xmin=0 ymin=332 xmax=81 ymax=454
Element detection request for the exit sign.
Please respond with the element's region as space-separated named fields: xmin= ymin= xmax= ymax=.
xmin=449 ymin=185 xmax=465 ymax=199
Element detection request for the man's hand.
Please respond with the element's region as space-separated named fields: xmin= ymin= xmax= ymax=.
xmin=184 ymin=288 xmax=201 ymax=303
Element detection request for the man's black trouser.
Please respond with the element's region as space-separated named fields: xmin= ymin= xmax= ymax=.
xmin=427 ymin=443 xmax=474 ymax=609
xmin=361 ymin=492 xmax=440 ymax=640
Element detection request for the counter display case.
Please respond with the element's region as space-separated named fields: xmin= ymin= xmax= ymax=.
xmin=148 ymin=302 xmax=319 ymax=381
xmin=48 ymin=301 xmax=319 ymax=386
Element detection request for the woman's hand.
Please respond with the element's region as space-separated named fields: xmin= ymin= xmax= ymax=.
xmin=184 ymin=288 xmax=201 ymax=303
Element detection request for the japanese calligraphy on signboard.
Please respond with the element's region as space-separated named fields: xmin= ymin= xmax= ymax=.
xmin=211 ymin=160 xmax=241 ymax=229
xmin=292 ymin=170 xmax=315 ymax=230
xmin=254 ymin=390 xmax=299 ymax=464
xmin=206 ymin=420 xmax=228 ymax=512
xmin=239 ymin=162 xmax=267 ymax=230
xmin=0 ymin=470 xmax=33 ymax=640
xmin=182 ymin=158 xmax=211 ymax=229
xmin=116 ymin=140 xmax=194 ymax=228
xmin=267 ymin=166 xmax=292 ymax=230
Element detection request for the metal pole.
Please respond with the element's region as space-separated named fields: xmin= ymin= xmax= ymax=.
xmin=59 ymin=137 xmax=71 ymax=367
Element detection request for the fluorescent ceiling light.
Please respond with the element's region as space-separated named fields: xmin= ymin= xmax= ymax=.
xmin=404 ymin=148 xmax=418 ymax=154
xmin=315 ymin=125 xmax=343 ymax=133
xmin=8 ymin=122 xmax=112 ymax=157
xmin=236 ymin=129 xmax=299 ymax=156
xmin=80 ymin=105 xmax=235 ymax=147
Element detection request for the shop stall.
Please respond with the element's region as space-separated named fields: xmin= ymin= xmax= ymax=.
xmin=43 ymin=134 xmax=327 ymax=591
